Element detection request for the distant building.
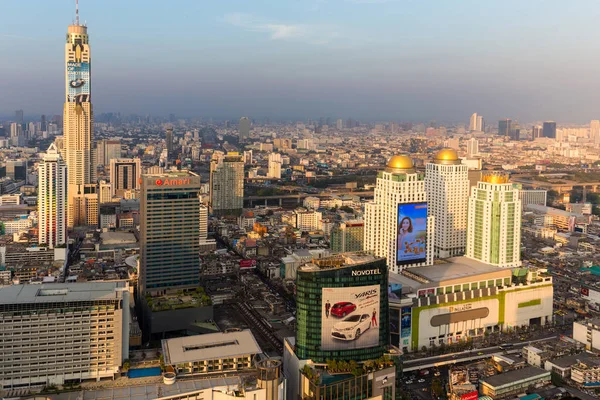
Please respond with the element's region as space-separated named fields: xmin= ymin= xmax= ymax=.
xmin=467 ymin=138 xmax=479 ymax=157
xmin=466 ymin=172 xmax=521 ymax=268
xmin=330 ymin=220 xmax=364 ymax=253
xmin=96 ymin=139 xmax=121 ymax=166
xmin=518 ymin=189 xmax=547 ymax=206
xmin=109 ymin=158 xmax=141 ymax=197
xmin=498 ymin=119 xmax=511 ymax=137
xmin=268 ymin=153 xmax=282 ymax=179
xmin=239 ymin=117 xmax=250 ymax=142
xmin=591 ymin=120 xmax=600 ymax=145
xmin=210 ymin=153 xmax=244 ymax=217
xmin=295 ymin=209 xmax=322 ymax=232
xmin=0 ymin=282 xmax=130 ymax=389
xmin=543 ymin=121 xmax=556 ymax=139
xmin=573 ymin=318 xmax=600 ymax=352
xmin=165 ymin=128 xmax=174 ymax=158
xmin=38 ymin=143 xmax=67 ymax=249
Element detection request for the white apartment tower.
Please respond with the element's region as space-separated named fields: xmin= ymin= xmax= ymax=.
xmin=425 ymin=149 xmax=470 ymax=258
xmin=469 ymin=113 xmax=478 ymax=131
xmin=466 ymin=172 xmax=522 ymax=268
xmin=38 ymin=143 xmax=67 ymax=249
xmin=591 ymin=120 xmax=600 ymax=146
xmin=268 ymin=152 xmax=282 ymax=179
xmin=64 ymin=5 xmax=97 ymax=227
xmin=364 ymin=155 xmax=434 ymax=273
xmin=467 ymin=138 xmax=479 ymax=157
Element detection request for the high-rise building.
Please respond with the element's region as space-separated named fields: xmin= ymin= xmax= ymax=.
xmin=467 ymin=138 xmax=479 ymax=157
xmin=210 ymin=152 xmax=244 ymax=217
xmin=0 ymin=282 xmax=129 ymax=389
xmin=590 ymin=120 xmax=600 ymax=146
xmin=239 ymin=117 xmax=250 ymax=142
xmin=268 ymin=152 xmax=282 ymax=179
xmin=64 ymin=5 xmax=97 ymax=227
xmin=542 ymin=121 xmax=557 ymax=139
xmin=41 ymin=114 xmax=47 ymax=132
xmin=425 ymin=149 xmax=470 ymax=258
xmin=469 ymin=113 xmax=478 ymax=131
xmin=364 ymin=155 xmax=433 ymax=273
xmin=140 ymin=171 xmax=201 ymax=295
xmin=330 ymin=220 xmax=364 ymax=253
xmin=98 ymin=180 xmax=113 ymax=204
xmin=476 ymin=115 xmax=485 ymax=132
xmin=96 ymin=139 xmax=122 ymax=166
xmin=109 ymin=158 xmax=141 ymax=197
xmin=15 ymin=110 xmax=23 ymax=124
xmin=336 ymin=119 xmax=343 ymax=130
xmin=466 ymin=172 xmax=521 ymax=268
xmin=165 ymin=128 xmax=174 ymax=158
xmin=38 ymin=143 xmax=67 ymax=249
xmin=199 ymin=204 xmax=208 ymax=241
xmin=532 ymin=125 xmax=543 ymax=140
xmin=498 ymin=119 xmax=511 ymax=137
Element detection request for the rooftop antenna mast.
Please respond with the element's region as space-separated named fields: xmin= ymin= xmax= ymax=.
xmin=75 ymin=0 xmax=80 ymax=26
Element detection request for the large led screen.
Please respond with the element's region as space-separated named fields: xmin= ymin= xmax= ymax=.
xmin=67 ymin=62 xmax=90 ymax=102
xmin=396 ymin=202 xmax=427 ymax=266
xmin=321 ymin=285 xmax=380 ymax=351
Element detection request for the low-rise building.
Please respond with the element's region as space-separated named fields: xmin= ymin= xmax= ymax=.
xmin=479 ymin=367 xmax=550 ymax=399
xmin=573 ymin=318 xmax=600 ymax=352
xmin=571 ymin=358 xmax=600 ymax=386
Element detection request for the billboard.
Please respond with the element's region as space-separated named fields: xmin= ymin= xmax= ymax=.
xmin=396 ymin=202 xmax=427 ymax=265
xmin=67 ymin=62 xmax=90 ymax=102
xmin=460 ymin=391 xmax=479 ymax=400
xmin=388 ymin=283 xmax=402 ymax=300
xmin=321 ymin=285 xmax=380 ymax=351
xmin=400 ymin=306 xmax=411 ymax=338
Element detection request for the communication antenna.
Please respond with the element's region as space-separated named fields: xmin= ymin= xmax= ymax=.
xmin=75 ymin=0 xmax=80 ymax=26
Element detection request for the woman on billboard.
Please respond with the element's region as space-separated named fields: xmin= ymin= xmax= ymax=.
xmin=397 ymin=216 xmax=415 ymax=253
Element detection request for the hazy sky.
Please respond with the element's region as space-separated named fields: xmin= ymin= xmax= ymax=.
xmin=2 ymin=0 xmax=600 ymax=123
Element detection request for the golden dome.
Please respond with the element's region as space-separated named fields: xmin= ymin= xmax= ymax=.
xmin=386 ymin=155 xmax=414 ymax=170
xmin=435 ymin=148 xmax=459 ymax=161
xmin=482 ymin=173 xmax=509 ymax=184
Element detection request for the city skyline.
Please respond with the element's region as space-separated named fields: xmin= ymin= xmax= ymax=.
xmin=2 ymin=0 xmax=600 ymax=122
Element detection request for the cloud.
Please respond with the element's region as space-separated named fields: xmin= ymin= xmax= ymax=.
xmin=222 ymin=13 xmax=341 ymax=45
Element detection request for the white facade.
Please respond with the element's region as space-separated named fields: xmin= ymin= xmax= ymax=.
xmin=469 ymin=113 xmax=478 ymax=131
xmin=0 ymin=282 xmax=129 ymax=389
xmin=467 ymin=138 xmax=479 ymax=157
xmin=98 ymin=180 xmax=112 ymax=204
xmin=573 ymin=319 xmax=600 ymax=352
xmin=200 ymin=204 xmax=208 ymax=241
xmin=303 ymin=196 xmax=320 ymax=210
xmin=364 ymin=156 xmax=434 ymax=273
xmin=295 ymin=210 xmax=322 ymax=231
xmin=519 ymin=189 xmax=547 ymax=207
xmin=38 ymin=143 xmax=67 ymax=249
xmin=591 ymin=120 xmax=600 ymax=146
xmin=466 ymin=174 xmax=522 ymax=268
xmin=4 ymin=216 xmax=34 ymax=234
xmin=268 ymin=152 xmax=282 ymax=179
xmin=425 ymin=150 xmax=470 ymax=258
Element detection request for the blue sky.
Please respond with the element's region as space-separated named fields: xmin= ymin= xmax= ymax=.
xmin=1 ymin=0 xmax=600 ymax=122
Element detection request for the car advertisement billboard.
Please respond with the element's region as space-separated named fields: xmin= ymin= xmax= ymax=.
xmin=67 ymin=62 xmax=90 ymax=102
xmin=396 ymin=202 xmax=427 ymax=266
xmin=460 ymin=390 xmax=479 ymax=400
xmin=321 ymin=285 xmax=380 ymax=351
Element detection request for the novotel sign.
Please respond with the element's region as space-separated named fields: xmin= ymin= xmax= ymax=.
xmin=351 ymin=269 xmax=381 ymax=277
xmin=154 ymin=178 xmax=192 ymax=186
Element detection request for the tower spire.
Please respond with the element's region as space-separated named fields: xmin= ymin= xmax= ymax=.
xmin=75 ymin=0 xmax=79 ymax=26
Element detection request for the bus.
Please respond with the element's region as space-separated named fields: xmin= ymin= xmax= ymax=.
xmin=499 ymin=344 xmax=514 ymax=350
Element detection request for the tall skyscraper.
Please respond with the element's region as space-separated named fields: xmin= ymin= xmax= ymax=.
xmin=239 ymin=117 xmax=250 ymax=142
xmin=466 ymin=172 xmax=521 ymax=268
xmin=209 ymin=152 xmax=244 ymax=217
xmin=498 ymin=119 xmax=511 ymax=137
xmin=469 ymin=113 xmax=478 ymax=131
xmin=268 ymin=152 xmax=282 ymax=179
xmin=97 ymin=139 xmax=122 ymax=166
xmin=64 ymin=4 xmax=97 ymax=227
xmin=109 ymin=158 xmax=141 ymax=197
xmin=467 ymin=138 xmax=479 ymax=157
xmin=425 ymin=149 xmax=470 ymax=258
xmin=41 ymin=114 xmax=47 ymax=132
xmin=476 ymin=115 xmax=485 ymax=132
xmin=531 ymin=125 xmax=543 ymax=140
xmin=38 ymin=143 xmax=67 ymax=249
xmin=590 ymin=120 xmax=600 ymax=145
xmin=364 ymin=155 xmax=433 ymax=273
xmin=165 ymin=128 xmax=174 ymax=158
xmin=542 ymin=121 xmax=557 ymax=139
xmin=140 ymin=171 xmax=201 ymax=295
xmin=15 ymin=110 xmax=23 ymax=124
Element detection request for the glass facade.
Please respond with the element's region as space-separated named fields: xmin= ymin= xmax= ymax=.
xmin=295 ymin=258 xmax=389 ymax=362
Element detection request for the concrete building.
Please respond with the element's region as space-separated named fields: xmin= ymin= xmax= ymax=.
xmin=0 ymin=282 xmax=130 ymax=389
xmin=268 ymin=153 xmax=282 ymax=179
xmin=64 ymin=13 xmax=97 ymax=228
xmin=543 ymin=121 xmax=557 ymax=139
xmin=571 ymin=358 xmax=600 ymax=386
xmin=98 ymin=180 xmax=112 ymax=204
xmin=295 ymin=209 xmax=322 ymax=232
xmin=467 ymin=138 xmax=479 ymax=157
xmin=426 ymin=149 xmax=469 ymax=258
xmin=140 ymin=171 xmax=201 ymax=295
xmin=109 ymin=158 xmax=141 ymax=197
xmin=480 ymin=367 xmax=550 ymax=399
xmin=96 ymin=139 xmax=121 ymax=166
xmin=364 ymin=155 xmax=434 ymax=273
xmin=239 ymin=117 xmax=250 ymax=142
xmin=591 ymin=120 xmax=600 ymax=146
xmin=518 ymin=189 xmax=547 ymax=207
xmin=466 ymin=173 xmax=521 ymax=268
xmin=38 ymin=143 xmax=67 ymax=249
xmin=210 ymin=152 xmax=244 ymax=217
xmin=165 ymin=128 xmax=174 ymax=158
xmin=573 ymin=318 xmax=600 ymax=352
xmin=330 ymin=220 xmax=364 ymax=253
xmin=161 ymin=330 xmax=262 ymax=377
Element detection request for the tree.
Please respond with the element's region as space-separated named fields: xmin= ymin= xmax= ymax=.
xmin=431 ymin=378 xmax=444 ymax=398
xmin=421 ymin=345 xmax=428 ymax=353
xmin=159 ymin=354 xmax=165 ymax=371
xmin=122 ymin=359 xmax=131 ymax=371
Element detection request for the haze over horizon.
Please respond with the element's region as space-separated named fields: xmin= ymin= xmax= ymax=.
xmin=2 ymin=0 xmax=600 ymax=123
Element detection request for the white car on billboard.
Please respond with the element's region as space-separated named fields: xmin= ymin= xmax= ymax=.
xmin=331 ymin=313 xmax=371 ymax=341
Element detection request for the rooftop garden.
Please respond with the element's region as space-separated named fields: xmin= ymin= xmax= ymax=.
xmin=146 ymin=287 xmax=212 ymax=312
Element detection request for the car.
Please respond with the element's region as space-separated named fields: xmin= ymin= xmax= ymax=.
xmin=418 ymin=379 xmax=426 ymax=383
xmin=405 ymin=380 xmax=413 ymax=385
xmin=330 ymin=302 xmax=357 ymax=318
xmin=433 ymin=371 xmax=440 ymax=377
xmin=331 ymin=314 xmax=371 ymax=340
xmin=477 ymin=352 xmax=484 ymax=355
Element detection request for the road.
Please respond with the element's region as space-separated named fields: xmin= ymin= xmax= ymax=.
xmin=403 ymin=335 xmax=557 ymax=371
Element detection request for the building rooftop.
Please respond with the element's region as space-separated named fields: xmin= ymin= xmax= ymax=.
xmin=0 ymin=282 xmax=127 ymax=304
xmin=481 ymin=366 xmax=549 ymax=388
xmin=162 ymin=329 xmax=262 ymax=365
xmin=549 ymin=353 xmax=598 ymax=369
xmin=100 ymin=231 xmax=137 ymax=245
xmin=407 ymin=256 xmax=510 ymax=285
